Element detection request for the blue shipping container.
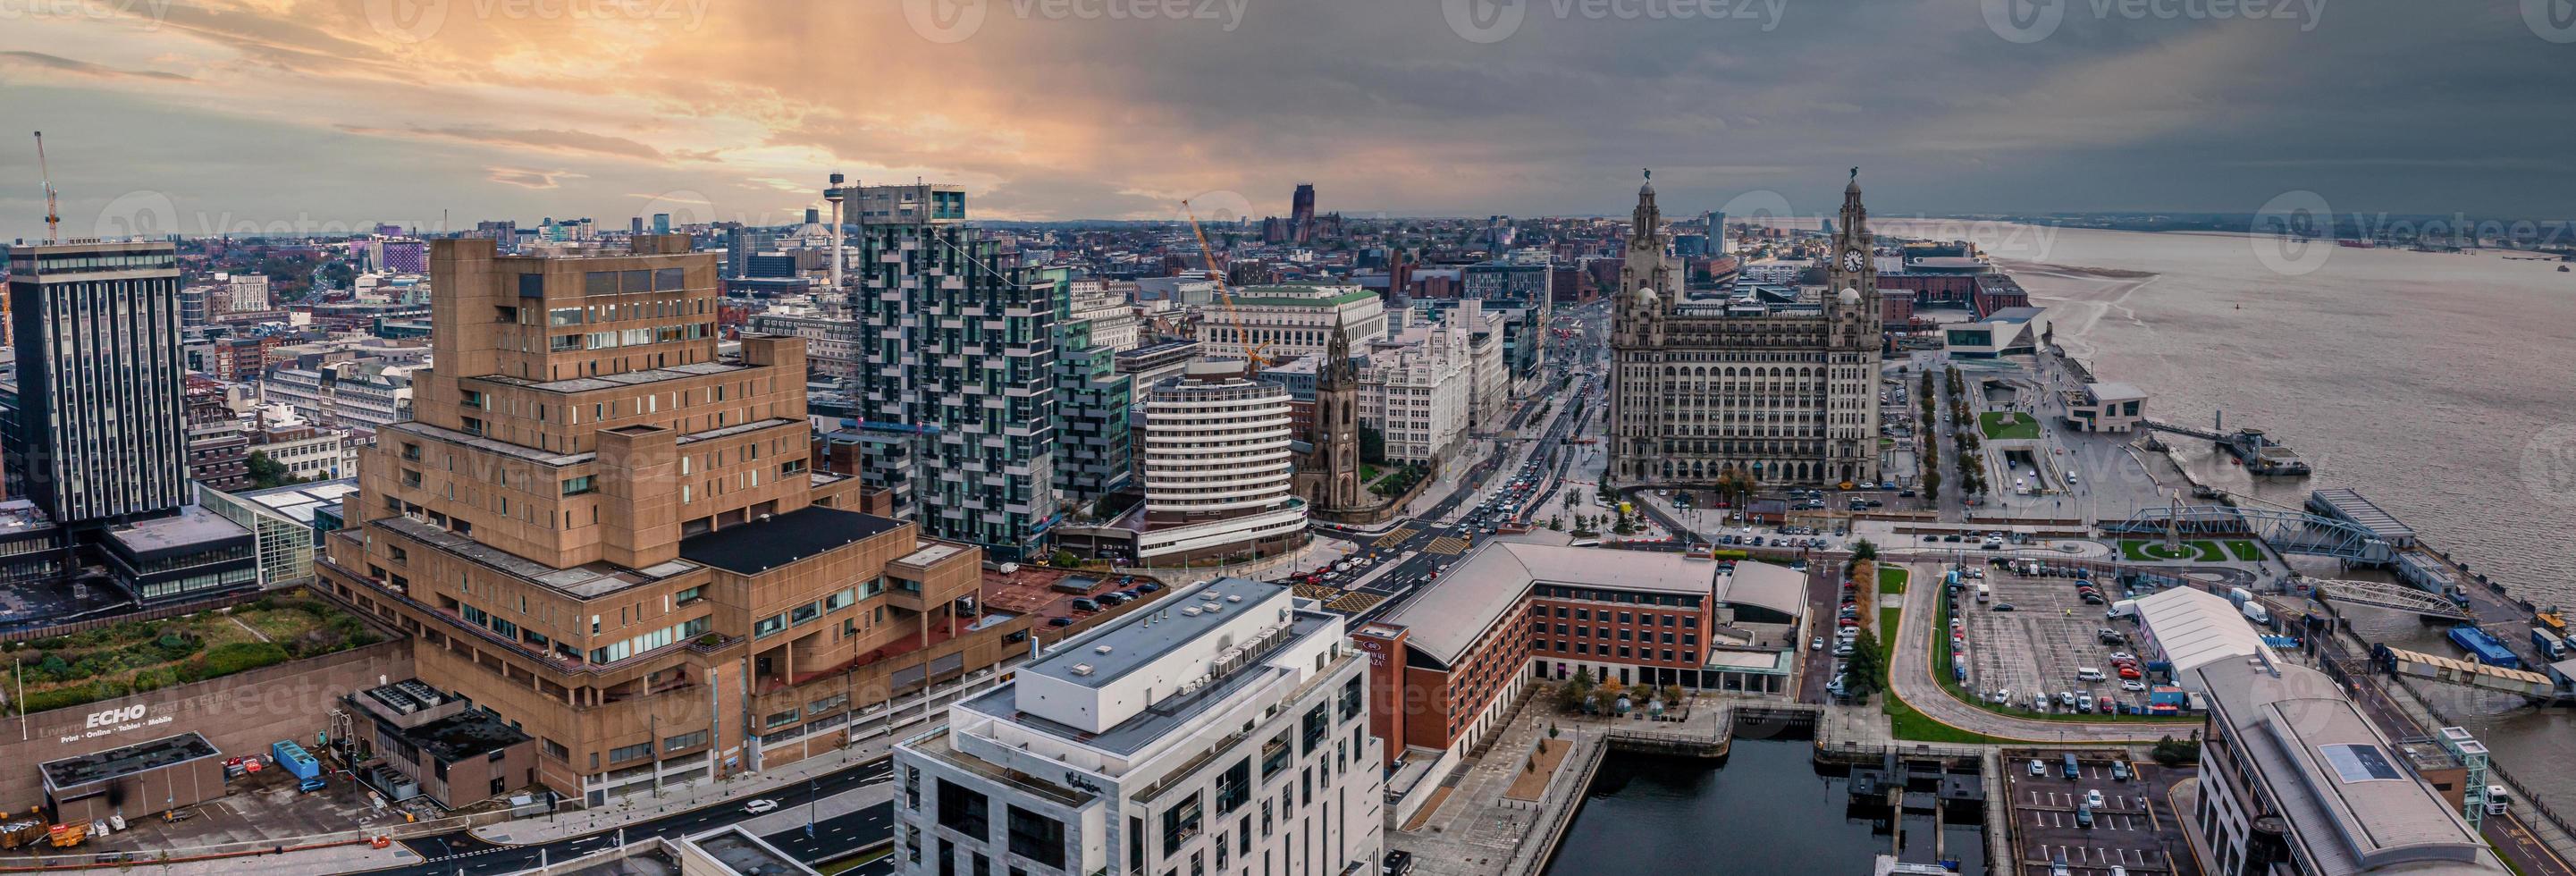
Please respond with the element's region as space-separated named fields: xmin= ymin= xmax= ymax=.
xmin=2446 ymin=626 xmax=2523 ymax=670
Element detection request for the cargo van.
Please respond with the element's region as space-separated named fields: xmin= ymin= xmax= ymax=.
xmin=2076 ymin=667 xmax=2107 ymax=682
xmin=1976 ymin=583 xmax=1992 ymax=602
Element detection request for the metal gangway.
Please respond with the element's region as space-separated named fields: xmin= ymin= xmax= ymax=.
xmin=2372 ymin=644 xmax=2558 ymax=699
xmin=2306 ymin=577 xmax=2473 ymax=622
xmin=2104 ymin=504 xmax=2395 ymax=564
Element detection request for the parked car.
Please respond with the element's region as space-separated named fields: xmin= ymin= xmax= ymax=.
xmin=2030 ymin=759 xmax=2047 ymax=777
xmin=1991 ymin=602 xmax=2016 ymax=612
xmin=1047 ymin=617 xmax=1076 ymax=628
xmin=2085 ymin=788 xmax=2105 ymax=808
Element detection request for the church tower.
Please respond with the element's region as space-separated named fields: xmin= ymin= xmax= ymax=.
xmin=1822 ymin=168 xmax=1885 ymax=485
xmin=1307 ymin=313 xmax=1364 ymax=510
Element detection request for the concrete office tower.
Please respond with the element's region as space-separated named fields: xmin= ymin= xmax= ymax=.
xmin=847 ymin=219 xmax=1060 ymax=562
xmin=316 ymin=235 xmax=994 ymax=804
xmin=1609 ymin=171 xmax=1883 ymax=487
xmin=6 ymin=240 xmax=190 ymax=524
xmin=1135 ymin=362 xmax=1307 ymax=565
xmin=891 ymin=578 xmax=1383 ymax=876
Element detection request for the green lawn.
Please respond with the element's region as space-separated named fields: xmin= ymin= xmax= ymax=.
xmin=2119 ymin=539 xmax=2228 ymax=562
xmin=1878 ymin=566 xmax=1909 ymax=595
xmin=2226 ymin=539 xmax=2264 ymax=561
xmin=1977 ymin=410 xmax=2042 ymax=441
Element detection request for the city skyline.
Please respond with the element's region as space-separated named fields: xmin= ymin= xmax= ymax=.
xmin=5 ymin=1 xmax=2574 ymax=241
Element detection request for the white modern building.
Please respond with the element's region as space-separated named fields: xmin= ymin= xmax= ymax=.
xmin=2064 ymin=382 xmax=2146 ymax=433
xmin=2190 ymin=653 xmax=2508 ymax=876
xmin=746 ymin=303 xmax=863 ymax=380
xmin=1360 ymin=324 xmax=1476 ymax=465
xmin=1135 ymin=362 xmax=1308 ymax=564
xmin=1070 ymin=281 xmax=1141 ymax=353
xmin=1200 ymin=283 xmax=1385 ymax=363
xmin=892 ymin=578 xmax=1383 ymax=876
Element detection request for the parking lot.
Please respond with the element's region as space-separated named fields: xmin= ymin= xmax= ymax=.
xmin=1951 ymin=562 xmax=2155 ymax=716
xmin=2003 ymin=752 xmax=2201 ymax=876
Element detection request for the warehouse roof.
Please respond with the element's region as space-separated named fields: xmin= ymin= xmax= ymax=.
xmin=2134 ymin=587 xmax=2271 ymax=682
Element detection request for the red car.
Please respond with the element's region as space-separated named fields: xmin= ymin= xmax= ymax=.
xmin=2117 ymin=665 xmax=2142 ymax=679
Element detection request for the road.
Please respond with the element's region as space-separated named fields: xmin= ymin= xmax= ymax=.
xmin=1303 ymin=303 xmax=1613 ymax=628
xmin=364 ymin=758 xmax=893 ymax=875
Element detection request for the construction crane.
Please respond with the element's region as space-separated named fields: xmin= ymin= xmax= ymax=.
xmin=1180 ymin=199 xmax=1269 ymax=370
xmin=33 ymin=131 xmax=60 ymax=244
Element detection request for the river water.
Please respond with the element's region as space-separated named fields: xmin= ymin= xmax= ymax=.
xmin=1543 ymin=737 xmax=1987 ymax=876
xmin=1875 ymin=218 xmax=2576 ymax=808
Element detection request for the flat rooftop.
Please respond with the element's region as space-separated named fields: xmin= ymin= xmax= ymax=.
xmin=383 ymin=515 xmax=696 ymax=599
xmin=2194 ymin=658 xmax=2503 ymax=875
xmin=678 ymin=505 xmax=905 ymax=575
xmin=688 ymin=826 xmax=817 ymax=875
xmin=41 ymin=732 xmax=221 ymax=790
xmin=106 ymin=504 xmax=252 ymax=555
xmin=961 ymin=606 xmax=1339 ymax=756
xmin=1020 ymin=577 xmax=1283 ymax=690
xmin=395 ymin=706 xmax=534 ymax=763
xmin=230 ymin=478 xmax=360 ymax=526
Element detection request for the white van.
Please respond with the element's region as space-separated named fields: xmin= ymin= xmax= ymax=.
xmin=2488 ymin=785 xmax=2512 ymax=815
xmin=1976 ymin=583 xmax=1992 ymax=602
xmin=2076 ymin=667 xmax=2107 ymax=682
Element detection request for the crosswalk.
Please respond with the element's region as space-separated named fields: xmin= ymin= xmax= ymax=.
xmin=1325 ymin=592 xmax=1385 ymax=614
xmin=1424 ymin=536 xmax=1472 ymax=556
xmin=1373 ymin=527 xmax=1418 ymax=550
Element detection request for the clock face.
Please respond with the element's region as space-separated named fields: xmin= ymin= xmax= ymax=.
xmin=1843 ymin=249 xmax=1865 ymax=272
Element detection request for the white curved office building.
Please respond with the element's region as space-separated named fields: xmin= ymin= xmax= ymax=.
xmin=1137 ymin=361 xmax=1309 ymax=564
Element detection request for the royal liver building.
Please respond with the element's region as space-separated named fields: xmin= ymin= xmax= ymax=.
xmin=1609 ymin=171 xmax=1884 ymax=488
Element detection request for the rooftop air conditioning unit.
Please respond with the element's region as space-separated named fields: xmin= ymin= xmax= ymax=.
xmin=1225 ymin=594 xmax=1244 ymax=602
xmin=1202 ymin=602 xmax=1222 ymax=612
xmin=1070 ymin=663 xmax=1094 ymax=676
xmin=1182 ymin=607 xmax=1202 ymax=617
xmin=1095 ymin=645 xmax=1114 ymax=654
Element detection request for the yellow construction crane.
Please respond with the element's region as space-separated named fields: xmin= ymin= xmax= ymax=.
xmin=1181 ymin=199 xmax=1270 ymax=369
xmin=33 ymin=131 xmax=60 ymax=244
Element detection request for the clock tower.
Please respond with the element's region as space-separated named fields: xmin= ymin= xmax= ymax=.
xmin=1822 ymin=167 xmax=1883 ymax=485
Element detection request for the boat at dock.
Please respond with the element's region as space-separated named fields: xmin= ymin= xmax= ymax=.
xmin=2220 ymin=428 xmax=2311 ymax=476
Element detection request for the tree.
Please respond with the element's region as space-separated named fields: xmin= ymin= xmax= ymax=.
xmin=1048 ymin=549 xmax=1082 ymax=568
xmin=1852 ymin=538 xmax=1878 ymax=561
xmin=1558 ymin=668 xmax=1596 ymax=712
xmin=1841 ymin=628 xmax=1886 ymax=698
xmin=245 ymin=451 xmax=309 ymax=490
xmin=1358 ymin=424 xmax=1388 ymax=465
xmin=2151 ymin=734 xmax=2202 ymax=766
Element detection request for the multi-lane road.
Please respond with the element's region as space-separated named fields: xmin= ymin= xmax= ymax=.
xmin=365 ymin=758 xmax=894 ymax=875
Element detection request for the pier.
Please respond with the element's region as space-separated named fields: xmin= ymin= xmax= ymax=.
xmin=2139 ymin=417 xmax=2312 ymax=476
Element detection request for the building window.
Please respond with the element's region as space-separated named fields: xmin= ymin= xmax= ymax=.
xmin=1006 ymin=806 xmax=1065 ymax=870
xmin=938 ymin=779 xmax=990 ymax=840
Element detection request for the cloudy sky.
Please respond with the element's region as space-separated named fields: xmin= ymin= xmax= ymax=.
xmin=0 ymin=0 xmax=2569 ymax=239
